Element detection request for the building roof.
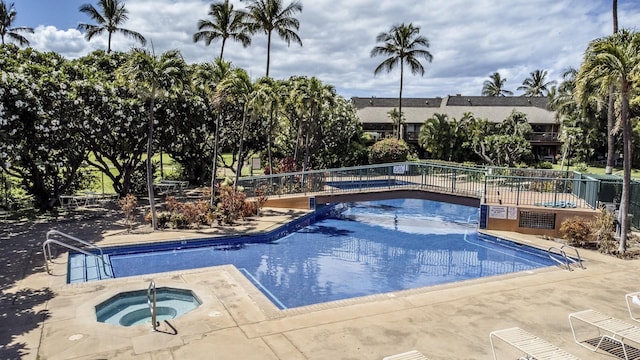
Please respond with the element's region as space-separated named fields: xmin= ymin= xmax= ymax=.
xmin=352 ymin=95 xmax=557 ymax=125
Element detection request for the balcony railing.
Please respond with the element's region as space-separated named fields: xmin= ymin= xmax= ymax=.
xmin=528 ymin=132 xmax=559 ymax=142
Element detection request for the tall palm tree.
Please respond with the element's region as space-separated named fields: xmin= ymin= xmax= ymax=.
xmin=576 ymin=29 xmax=640 ymax=252
xmin=78 ymin=0 xmax=146 ymax=53
xmin=118 ymin=48 xmax=186 ymax=230
xmin=193 ymin=0 xmax=251 ymax=60
xmin=0 ymin=1 xmax=33 ymax=46
xmin=371 ymin=23 xmax=432 ymax=140
xmin=517 ymin=69 xmax=555 ymax=96
xmin=605 ymin=0 xmax=620 ymax=174
xmin=482 ymin=72 xmax=513 ymax=96
xmin=251 ymin=77 xmax=282 ymax=174
xmin=218 ymin=68 xmax=254 ymax=189
xmin=192 ymin=58 xmax=233 ymax=204
xmin=290 ymin=76 xmax=335 ymax=172
xmin=245 ymin=0 xmax=303 ymax=77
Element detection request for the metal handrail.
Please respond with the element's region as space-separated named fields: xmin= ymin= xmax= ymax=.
xmin=42 ymin=230 xmax=109 ymax=277
xmin=561 ymin=245 xmax=585 ymax=270
xmin=547 ymin=246 xmax=571 ymax=271
xmin=147 ymin=280 xmax=158 ymax=331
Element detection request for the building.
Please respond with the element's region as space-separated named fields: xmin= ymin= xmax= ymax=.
xmin=352 ymin=95 xmax=561 ymax=161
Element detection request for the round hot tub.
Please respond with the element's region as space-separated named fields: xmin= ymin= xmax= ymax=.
xmin=96 ymin=287 xmax=201 ymax=327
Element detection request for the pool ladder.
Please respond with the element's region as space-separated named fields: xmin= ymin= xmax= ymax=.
xmin=42 ymin=230 xmax=110 ymax=277
xmin=547 ymin=245 xmax=584 ymax=271
xmin=147 ymin=280 xmax=159 ymax=331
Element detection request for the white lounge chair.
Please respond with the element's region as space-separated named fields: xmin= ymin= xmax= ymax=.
xmin=626 ymin=292 xmax=640 ymax=322
xmin=569 ymin=309 xmax=640 ymax=360
xmin=490 ymin=327 xmax=578 ymax=360
xmin=382 ymin=350 xmax=428 ymax=360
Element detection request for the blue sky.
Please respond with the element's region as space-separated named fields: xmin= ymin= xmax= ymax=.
xmin=9 ymin=0 xmax=640 ymax=99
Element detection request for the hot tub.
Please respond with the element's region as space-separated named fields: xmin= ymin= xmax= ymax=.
xmin=96 ymin=287 xmax=201 ymax=327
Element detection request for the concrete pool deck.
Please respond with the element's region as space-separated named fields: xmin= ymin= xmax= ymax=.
xmin=2 ymin=206 xmax=640 ymax=359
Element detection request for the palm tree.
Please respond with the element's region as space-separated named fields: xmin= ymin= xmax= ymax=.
xmin=118 ymin=48 xmax=186 ymax=230
xmin=245 ymin=0 xmax=303 ymax=77
xmin=482 ymin=72 xmax=513 ymax=96
xmin=576 ymin=29 xmax=640 ymax=252
xmin=250 ymin=77 xmax=282 ymax=174
xmin=218 ymin=68 xmax=254 ymax=189
xmin=193 ymin=0 xmax=251 ymax=60
xmin=192 ymin=58 xmax=233 ymax=204
xmin=290 ymin=77 xmax=335 ymax=172
xmin=517 ymin=69 xmax=555 ymax=96
xmin=605 ymin=0 xmax=620 ymax=174
xmin=78 ymin=0 xmax=146 ymax=53
xmin=371 ymin=23 xmax=432 ymax=140
xmin=0 ymin=1 xmax=33 ymax=46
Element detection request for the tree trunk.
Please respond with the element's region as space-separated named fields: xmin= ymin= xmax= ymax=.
xmin=398 ymin=62 xmax=404 ymax=140
xmin=266 ymin=31 xmax=272 ymax=77
xmin=606 ymin=91 xmax=616 ymax=174
xmin=234 ymin=105 xmax=248 ymax=190
xmin=146 ymin=93 xmax=158 ymax=231
xmin=618 ymin=81 xmax=630 ymax=253
xmin=210 ymin=112 xmax=221 ymax=205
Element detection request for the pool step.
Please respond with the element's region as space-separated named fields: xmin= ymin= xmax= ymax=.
xmin=68 ymin=253 xmax=114 ymax=283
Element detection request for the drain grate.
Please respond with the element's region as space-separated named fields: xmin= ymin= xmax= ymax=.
xmin=584 ymin=337 xmax=640 ymax=359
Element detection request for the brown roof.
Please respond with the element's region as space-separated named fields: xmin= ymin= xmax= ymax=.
xmin=352 ymin=95 xmax=557 ymax=125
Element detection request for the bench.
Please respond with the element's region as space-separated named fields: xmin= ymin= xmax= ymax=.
xmin=569 ymin=309 xmax=640 ymax=360
xmin=490 ymin=327 xmax=578 ymax=360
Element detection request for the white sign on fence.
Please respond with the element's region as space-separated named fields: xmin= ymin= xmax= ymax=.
xmin=393 ymin=165 xmax=407 ymax=174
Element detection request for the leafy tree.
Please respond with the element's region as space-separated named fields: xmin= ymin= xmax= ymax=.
xmin=245 ymin=0 xmax=303 ymax=77
xmin=193 ymin=0 xmax=251 ymax=60
xmin=371 ymin=23 xmax=432 ymax=140
xmin=517 ymin=69 xmax=555 ymax=96
xmin=0 ymin=47 xmax=88 ymax=210
xmin=465 ymin=111 xmax=531 ymax=166
xmin=272 ymin=76 xmax=364 ymax=169
xmin=289 ymin=76 xmax=335 ymax=172
xmin=72 ymin=50 xmax=148 ymax=197
xmin=118 ymin=48 xmax=186 ymax=230
xmin=386 ymin=108 xmax=405 ymax=139
xmin=78 ymin=0 xmax=146 ymax=53
xmin=369 ymin=138 xmax=409 ymax=164
xmin=0 ymin=1 xmax=33 ymax=46
xmin=191 ymin=59 xmax=234 ymax=203
xmin=482 ymin=72 xmax=513 ymax=96
xmin=218 ymin=68 xmax=255 ymax=189
xmin=250 ymin=77 xmax=282 ymax=173
xmin=576 ymin=29 xmax=640 ymax=252
xmin=419 ymin=113 xmax=454 ymax=160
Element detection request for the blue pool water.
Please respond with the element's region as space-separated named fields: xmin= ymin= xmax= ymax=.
xmin=71 ymin=198 xmax=559 ymax=309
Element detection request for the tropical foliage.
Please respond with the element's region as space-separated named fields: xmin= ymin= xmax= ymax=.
xmin=0 ymin=1 xmax=33 ymax=46
xmin=193 ymin=0 xmax=251 ymax=60
xmin=245 ymin=0 xmax=303 ymax=77
xmin=482 ymin=72 xmax=513 ymax=96
xmin=78 ymin=0 xmax=146 ymax=53
xmin=0 ymin=46 xmax=365 ymax=212
xmin=371 ymin=22 xmax=432 ymax=140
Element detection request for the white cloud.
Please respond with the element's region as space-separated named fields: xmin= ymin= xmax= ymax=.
xmin=23 ymin=0 xmax=640 ymax=99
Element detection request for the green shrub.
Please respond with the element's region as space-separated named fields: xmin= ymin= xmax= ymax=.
xmin=535 ymin=161 xmax=553 ymax=169
xmin=157 ymin=211 xmax=172 ymax=229
xmin=368 ymin=138 xmax=409 ymax=164
xmin=170 ymin=213 xmax=189 ymax=229
xmin=573 ymin=162 xmax=589 ymax=173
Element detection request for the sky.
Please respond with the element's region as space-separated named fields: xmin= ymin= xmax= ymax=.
xmin=8 ymin=0 xmax=640 ymax=99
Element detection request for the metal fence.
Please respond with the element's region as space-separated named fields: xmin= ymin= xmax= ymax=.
xmin=238 ymin=162 xmax=600 ymax=209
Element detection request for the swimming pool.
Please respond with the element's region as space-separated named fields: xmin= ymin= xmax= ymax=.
xmin=69 ymin=198 xmax=559 ymax=309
